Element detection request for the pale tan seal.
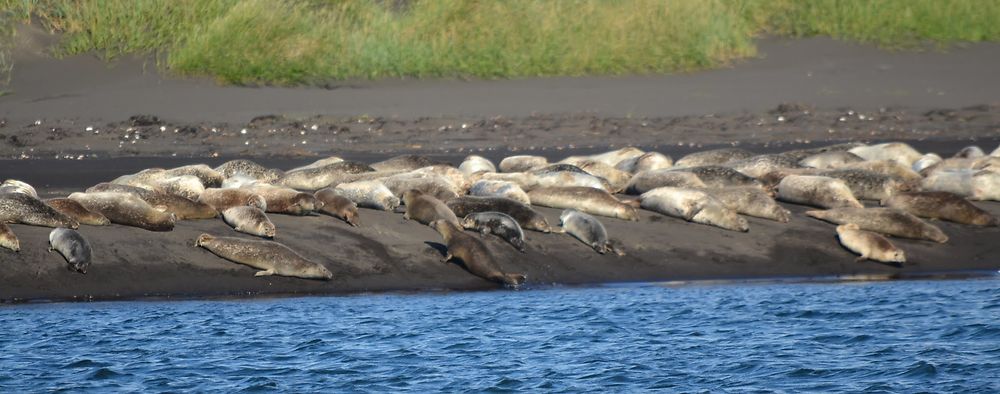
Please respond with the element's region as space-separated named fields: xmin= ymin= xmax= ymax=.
xmin=805 ymin=207 xmax=948 ymax=243
xmin=817 ymin=169 xmax=912 ymax=201
xmin=573 ymin=160 xmax=631 ymax=193
xmin=275 ymin=161 xmax=375 ymax=190
xmin=314 ymin=188 xmax=360 ymax=226
xmin=725 ymin=154 xmax=802 ymax=178
xmin=921 ymin=170 xmax=1000 ymax=201
xmin=882 ymin=191 xmax=997 ymax=227
xmin=953 ymin=145 xmax=985 ymax=159
xmin=528 ymin=165 xmax=612 ymax=192
xmin=675 ymin=148 xmax=754 ymax=167
xmin=198 ymin=188 xmax=268 ymax=212
xmin=0 ymin=179 xmax=38 ymax=198
xmin=669 ymin=166 xmax=762 ymax=188
xmin=45 ymin=198 xmax=111 ymax=226
xmin=476 ymin=172 xmax=540 ymax=191
xmin=48 ymin=228 xmax=93 ymax=274
xmin=215 ymin=159 xmax=284 ymax=182
xmin=459 ymin=155 xmax=497 ymax=175
xmin=222 ymin=206 xmax=276 ymax=238
xmin=615 ymin=152 xmax=673 ymax=173
xmin=700 ymin=186 xmax=791 ymax=222
xmin=163 ymin=164 xmax=225 ymax=187
xmin=848 ymin=142 xmax=922 ymax=166
xmin=625 ymin=169 xmax=706 ymax=195
xmin=243 ymin=184 xmax=324 ymax=215
xmin=0 ymin=223 xmax=19 ymax=252
xmin=430 ymin=220 xmax=526 ymax=286
xmin=912 ymin=153 xmax=943 ymax=173
xmin=836 ymin=223 xmax=906 ymax=264
xmin=370 ymin=155 xmax=447 ymax=172
xmin=112 ymin=170 xmax=206 ymax=200
xmin=331 ymin=180 xmax=400 ymax=211
xmin=798 ymin=151 xmax=864 ymax=169
xmin=379 ymin=173 xmax=460 ymax=201
xmin=499 ymin=155 xmax=548 ymax=173
xmin=0 ymin=193 xmax=79 ymax=229
xmin=86 ymin=183 xmax=218 ymax=220
xmin=447 ymin=196 xmax=554 ymax=233
xmin=402 ymin=189 xmax=460 ymax=226
xmin=527 ymin=186 xmax=638 ymax=221
xmin=288 ymin=156 xmax=344 ymax=172
xmin=68 ymin=192 xmax=175 ymax=231
xmin=196 ymin=234 xmax=333 ymax=280
xmin=585 ymin=147 xmax=646 ymax=167
xmin=639 ymin=187 xmax=749 ymax=232
xmin=776 ymin=175 xmax=863 ymax=209
xmin=469 ymin=180 xmax=531 ymax=205
xmin=560 ymin=209 xmax=622 ymax=255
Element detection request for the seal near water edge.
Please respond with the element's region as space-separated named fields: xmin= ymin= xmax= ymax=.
xmin=222 ymin=206 xmax=276 ymax=238
xmin=68 ymin=192 xmax=175 ymax=231
xmin=430 ymin=220 xmax=526 ymax=287
xmin=527 ymin=186 xmax=638 ymax=221
xmin=835 ymin=223 xmax=906 ymax=264
xmin=461 ymin=212 xmax=527 ymax=252
xmin=0 ymin=193 xmax=79 ymax=229
xmin=805 ymin=207 xmax=948 ymax=243
xmin=275 ymin=161 xmax=375 ymax=190
xmin=881 ymin=191 xmax=998 ymax=227
xmin=370 ymin=155 xmax=448 ymax=172
xmin=0 ymin=223 xmax=19 ymax=252
xmin=447 ymin=196 xmax=554 ymax=233
xmin=195 ymin=234 xmax=333 ymax=280
xmin=48 ymin=228 xmax=93 ymax=274
xmin=314 ymin=188 xmax=360 ymax=226
xmin=402 ymin=189 xmax=460 ymax=226
xmin=560 ymin=209 xmax=622 ymax=255
xmin=44 ymin=198 xmax=111 ymax=226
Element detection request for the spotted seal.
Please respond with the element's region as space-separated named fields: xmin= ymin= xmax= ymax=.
xmin=45 ymin=198 xmax=111 ymax=226
xmin=460 ymin=212 xmax=526 ymax=253
xmin=469 ymin=180 xmax=531 ymax=205
xmin=559 ymin=209 xmax=622 ymax=255
xmin=275 ymin=161 xmax=375 ymax=190
xmin=198 ymin=188 xmax=268 ymax=212
xmin=48 ymin=228 xmax=93 ymax=274
xmin=314 ymin=188 xmax=360 ymax=226
xmin=882 ymin=191 xmax=997 ymax=226
xmin=430 ymin=220 xmax=526 ymax=287
xmin=68 ymin=192 xmax=175 ymax=231
xmin=223 ymin=206 xmax=276 ymax=238
xmin=817 ymin=169 xmax=912 ymax=201
xmin=675 ymin=148 xmax=755 ymax=167
xmin=725 ymin=154 xmax=802 ymax=178
xmin=196 ymin=234 xmax=333 ymax=280
xmin=805 ymin=207 xmax=948 ymax=243
xmin=87 ymin=183 xmax=218 ymax=220
xmin=700 ymin=186 xmax=791 ymax=222
xmin=215 ymin=159 xmax=284 ymax=182
xmin=447 ymin=196 xmax=553 ymax=233
xmin=625 ymin=169 xmax=706 ymax=195
xmin=0 ymin=193 xmax=79 ymax=228
xmin=527 ymin=186 xmax=638 ymax=221
xmin=835 ymin=223 xmax=906 ymax=264
xmin=163 ymin=164 xmax=225 ymax=187
xmin=776 ymin=175 xmax=863 ymax=209
xmin=331 ymin=180 xmax=400 ymax=211
xmin=380 ymin=173 xmax=460 ymax=201
xmin=669 ymin=166 xmax=761 ymax=189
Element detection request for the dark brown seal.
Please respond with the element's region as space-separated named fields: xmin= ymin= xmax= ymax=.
xmin=430 ymin=220 xmax=526 ymax=286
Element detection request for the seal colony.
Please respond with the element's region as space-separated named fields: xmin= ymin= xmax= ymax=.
xmin=1 ymin=141 xmax=999 ymax=293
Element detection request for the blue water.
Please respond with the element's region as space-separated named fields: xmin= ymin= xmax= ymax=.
xmin=1 ymin=279 xmax=998 ymax=392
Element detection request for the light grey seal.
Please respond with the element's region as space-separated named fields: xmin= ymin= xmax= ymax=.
xmin=625 ymin=169 xmax=706 ymax=195
xmin=527 ymin=186 xmax=638 ymax=221
xmin=314 ymin=188 xmax=360 ymax=226
xmin=921 ymin=170 xmax=1000 ymax=201
xmin=86 ymin=183 xmax=218 ymax=220
xmin=499 ymin=155 xmax=548 ymax=173
xmin=45 ymin=198 xmax=111 ymax=226
xmin=223 ymin=206 xmax=276 ymax=238
xmin=560 ymin=209 xmax=622 ymax=255
xmin=459 ymin=155 xmax=496 ymax=175
xmin=639 ymin=187 xmax=749 ymax=232
xmin=447 ymin=196 xmax=554 ymax=233
xmin=469 ymin=180 xmax=531 ymax=205
xmin=573 ymin=160 xmax=631 ymax=193
xmin=48 ymin=228 xmax=93 ymax=274
xmin=430 ymin=220 xmax=526 ymax=287
xmin=198 ymin=188 xmax=268 ymax=212
xmin=725 ymin=154 xmax=802 ymax=178
xmin=776 ymin=175 xmax=863 ymax=209
xmin=275 ymin=161 xmax=375 ymax=190
xmin=163 ymin=164 xmax=225 ymax=187
xmin=402 ymin=189 xmax=460 ymax=226
xmin=836 ymin=223 xmax=906 ymax=264
xmin=0 ymin=179 xmax=38 ymax=197
xmin=700 ymin=186 xmax=791 ymax=222
xmin=848 ymin=142 xmax=922 ymax=165
xmin=0 ymin=223 xmax=19 ymax=252
xmin=881 ymin=191 xmax=997 ymax=227
xmin=196 ymin=234 xmax=333 ymax=280
xmin=798 ymin=151 xmax=864 ymax=169
xmin=370 ymin=155 xmax=448 ymax=172
xmin=805 ymin=207 xmax=948 ymax=243
xmin=215 ymin=159 xmax=284 ymax=182
xmin=669 ymin=166 xmax=762 ymax=188
xmin=817 ymin=169 xmax=912 ymax=201
xmin=68 ymin=192 xmax=175 ymax=231
xmin=0 ymin=193 xmax=80 ymax=229
xmin=953 ymin=145 xmax=985 ymax=159
xmin=460 ymin=212 xmax=526 ymax=253
xmin=615 ymin=152 xmax=673 ymax=173
xmin=287 ymin=156 xmax=344 ymax=172
xmin=675 ymin=148 xmax=755 ymax=167
xmin=331 ymin=180 xmax=400 ymax=211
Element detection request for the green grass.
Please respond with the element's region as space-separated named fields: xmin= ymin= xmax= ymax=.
xmin=1 ymin=0 xmax=999 ymax=85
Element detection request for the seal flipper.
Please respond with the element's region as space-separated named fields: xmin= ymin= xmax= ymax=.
xmin=254 ymin=269 xmax=275 ymax=277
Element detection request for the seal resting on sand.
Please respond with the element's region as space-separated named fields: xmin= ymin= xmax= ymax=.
xmin=836 ymin=223 xmax=906 ymax=264
xmin=48 ymin=228 xmax=93 ymax=274
xmin=44 ymin=198 xmax=110 ymax=226
xmin=222 ymin=206 xmax=276 ymax=238
xmin=314 ymin=188 xmax=360 ymax=226
xmin=460 ymin=212 xmax=527 ymax=253
xmin=402 ymin=189 xmax=460 ymax=226
xmin=0 ymin=193 xmax=79 ymax=229
xmin=881 ymin=191 xmax=997 ymax=227
xmin=560 ymin=209 xmax=622 ymax=255
xmin=195 ymin=234 xmax=333 ymax=280
xmin=447 ymin=196 xmax=554 ymax=233
xmin=805 ymin=208 xmax=948 ymax=243
xmin=429 ymin=220 xmax=526 ymax=287
xmin=68 ymin=192 xmax=174 ymax=231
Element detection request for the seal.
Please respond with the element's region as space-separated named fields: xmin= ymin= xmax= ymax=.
xmin=402 ymin=189 xmax=460 ymax=226
xmin=527 ymin=186 xmax=638 ymax=221
xmin=48 ymin=228 xmax=93 ymax=274
xmin=45 ymin=198 xmax=111 ymax=226
xmin=68 ymin=192 xmax=175 ymax=231
xmin=725 ymin=154 xmax=802 ymax=178
xmin=0 ymin=193 xmax=80 ymax=229
xmin=332 ymin=180 xmax=400 ymax=211
xmin=625 ymin=169 xmax=706 ymax=195
xmin=429 ymin=220 xmax=526 ymax=286
xmin=777 ymin=142 xmax=865 ymax=161
xmin=835 ymin=223 xmax=906 ymax=264
xmin=447 ymin=196 xmax=554 ymax=233
xmin=215 ymin=159 xmax=284 ymax=182
xmin=469 ymin=180 xmax=531 ymax=205
xmin=573 ymin=160 xmax=631 ymax=193
xmin=700 ymin=187 xmax=791 ymax=222
xmin=371 ymin=155 xmax=448 ymax=172
xmin=848 ymin=142 xmax=922 ymax=166
xmin=380 ymin=173 xmax=460 ymax=201
xmin=560 ymin=209 xmax=622 ymax=255
xmin=0 ymin=179 xmax=38 ymax=198
xmin=499 ymin=155 xmax=548 ymax=173
xmin=288 ymin=156 xmax=344 ymax=172
xmin=86 ymin=183 xmax=218 ymax=220
xmin=805 ymin=207 xmax=948 ymax=243
xmin=669 ymin=166 xmax=762 ymax=189
xmin=798 ymin=151 xmax=864 ymax=169
xmin=881 ymin=191 xmax=997 ymax=226
xmin=842 ymin=160 xmax=922 ymax=183
xmin=275 ymin=161 xmax=375 ymax=190
xmin=953 ymin=145 xmax=985 ymax=159
xmin=922 ymin=170 xmax=1000 ymax=201
xmin=163 ymin=164 xmax=225 ymax=187
xmin=912 ymin=153 xmax=943 ymax=173
xmin=585 ymin=147 xmax=646 ymax=167
xmin=459 ymin=155 xmax=497 ymax=175
xmin=243 ymin=184 xmax=324 ymax=215
xmin=198 ymin=188 xmax=267 ymax=212
xmin=615 ymin=152 xmax=673 ymax=174
xmin=639 ymin=187 xmax=749 ymax=232
xmin=113 ymin=170 xmax=206 ymax=200
xmin=528 ymin=166 xmax=612 ymax=192
xmin=817 ymin=169 xmax=912 ymax=201
xmin=776 ymin=175 xmax=863 ymax=209
xmin=675 ymin=148 xmax=755 ymax=167
xmin=0 ymin=223 xmax=19 ymax=252
xmin=460 ymin=212 xmax=527 ymax=252
xmin=223 ymin=206 xmax=276 ymax=238
xmin=195 ymin=234 xmax=333 ymax=280
xmin=408 ymin=165 xmax=473 ymax=192
xmin=477 ymin=172 xmax=540 ymax=191
xmin=314 ymin=188 xmax=360 ymax=226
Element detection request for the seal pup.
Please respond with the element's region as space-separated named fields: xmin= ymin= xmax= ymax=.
xmin=45 ymin=198 xmax=111 ymax=226
xmin=332 ymin=180 xmax=400 ymax=211
xmin=314 ymin=188 xmax=360 ymax=226
xmin=616 ymin=152 xmax=673 ymax=173
xmin=639 ymin=187 xmax=749 ymax=232
xmin=371 ymin=155 xmax=447 ymax=172
xmin=68 ymin=192 xmax=175 ymax=231
xmin=625 ymin=169 xmax=706 ymax=195
xmin=461 ymin=212 xmax=527 ymax=252
xmin=163 ymin=164 xmax=224 ymax=187
xmin=805 ymin=208 xmax=948 ymax=243
xmin=699 ymin=187 xmax=791 ymax=222
xmin=48 ymin=228 xmax=93 ymax=274
xmin=402 ymin=189 xmax=460 ymax=226
xmin=499 ymin=155 xmax=548 ymax=173
xmin=86 ymin=183 xmax=218 ymax=220
xmin=198 ymin=188 xmax=267 ymax=212
xmin=195 ymin=234 xmax=333 ymax=280
xmin=215 ymin=159 xmax=284 ymax=182
xmin=776 ymin=175 xmax=863 ymax=209
xmin=447 ymin=196 xmax=554 ymax=233
xmin=275 ymin=161 xmax=375 ymax=190
xmin=527 ymin=186 xmax=638 ymax=221
xmin=0 ymin=223 xmax=19 ymax=252
xmin=469 ymin=180 xmax=531 ymax=205
xmin=675 ymin=148 xmax=755 ymax=167
xmin=459 ymin=155 xmax=497 ymax=175
xmin=0 ymin=179 xmax=38 ymax=198
xmin=725 ymin=154 xmax=802 ymax=178
xmin=798 ymin=151 xmax=864 ymax=169
xmin=559 ymin=209 xmax=622 ymax=255
xmin=669 ymin=166 xmax=762 ymax=189
xmin=848 ymin=142 xmax=922 ymax=166
xmin=222 ymin=206 xmax=276 ymax=238
xmin=882 ymin=191 xmax=997 ymax=226
xmin=287 ymin=156 xmax=344 ymax=172
xmin=242 ymin=184 xmax=323 ymax=215
xmin=429 ymin=220 xmax=526 ymax=286
xmin=0 ymin=193 xmax=79 ymax=229
xmin=817 ymin=169 xmax=911 ymax=201
xmin=835 ymin=223 xmax=906 ymax=264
